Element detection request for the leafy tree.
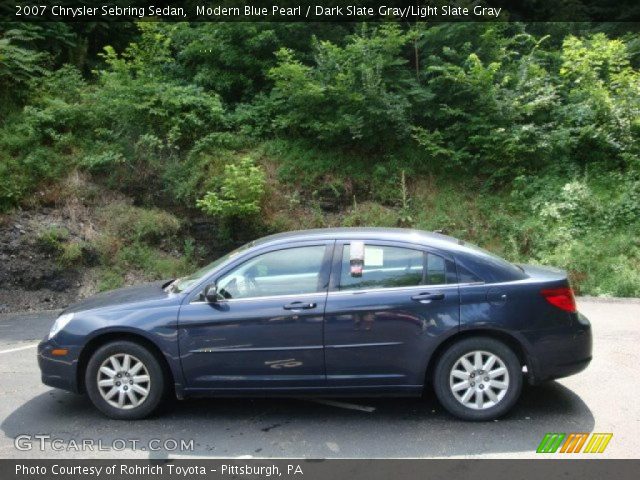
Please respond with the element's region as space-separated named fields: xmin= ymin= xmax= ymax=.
xmin=0 ymin=25 xmax=49 ymax=109
xmin=169 ymin=22 xmax=351 ymax=105
xmin=255 ymin=24 xmax=419 ymax=151
xmin=558 ymin=33 xmax=640 ymax=169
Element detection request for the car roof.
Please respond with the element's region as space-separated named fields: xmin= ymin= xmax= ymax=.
xmin=253 ymin=227 xmax=468 ymax=253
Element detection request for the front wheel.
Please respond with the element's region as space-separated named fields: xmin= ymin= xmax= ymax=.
xmin=85 ymin=341 xmax=165 ymax=420
xmin=433 ymin=337 xmax=522 ymax=421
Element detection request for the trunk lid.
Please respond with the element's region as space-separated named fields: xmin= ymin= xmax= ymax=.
xmin=518 ymin=264 xmax=568 ymax=283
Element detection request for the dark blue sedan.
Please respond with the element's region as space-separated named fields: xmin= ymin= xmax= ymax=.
xmin=38 ymin=228 xmax=592 ymax=420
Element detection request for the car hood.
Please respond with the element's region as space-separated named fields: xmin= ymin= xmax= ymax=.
xmin=62 ymin=280 xmax=177 ymax=314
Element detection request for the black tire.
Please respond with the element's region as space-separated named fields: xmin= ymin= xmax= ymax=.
xmin=433 ymin=337 xmax=522 ymax=421
xmin=85 ymin=340 xmax=166 ymax=420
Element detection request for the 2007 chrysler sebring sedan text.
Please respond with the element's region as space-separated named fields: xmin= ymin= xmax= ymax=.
xmin=38 ymin=228 xmax=592 ymax=421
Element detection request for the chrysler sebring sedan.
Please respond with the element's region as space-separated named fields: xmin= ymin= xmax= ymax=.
xmin=38 ymin=228 xmax=592 ymax=420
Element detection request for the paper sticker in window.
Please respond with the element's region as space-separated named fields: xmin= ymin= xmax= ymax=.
xmin=364 ymin=246 xmax=384 ymax=266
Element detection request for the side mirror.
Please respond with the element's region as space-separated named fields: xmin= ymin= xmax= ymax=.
xmin=203 ymin=285 xmax=218 ymax=303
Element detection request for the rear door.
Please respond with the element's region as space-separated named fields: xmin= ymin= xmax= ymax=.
xmin=323 ymin=240 xmax=460 ymax=388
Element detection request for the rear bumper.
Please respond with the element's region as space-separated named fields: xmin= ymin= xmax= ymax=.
xmin=524 ymin=312 xmax=592 ymax=384
xmin=37 ymin=339 xmax=81 ymax=393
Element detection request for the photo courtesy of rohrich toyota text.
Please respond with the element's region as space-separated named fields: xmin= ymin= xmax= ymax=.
xmin=0 ymin=0 xmax=639 ymax=479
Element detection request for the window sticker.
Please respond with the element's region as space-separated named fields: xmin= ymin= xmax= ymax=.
xmin=364 ymin=246 xmax=384 ymax=266
xmin=350 ymin=241 xmax=365 ymax=277
xmin=350 ymin=241 xmax=365 ymax=260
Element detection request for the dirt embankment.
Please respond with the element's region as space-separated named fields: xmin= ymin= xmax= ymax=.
xmin=0 ymin=174 xmax=147 ymax=313
xmin=0 ymin=172 xmax=225 ymax=314
xmin=0 ymin=208 xmax=83 ymax=313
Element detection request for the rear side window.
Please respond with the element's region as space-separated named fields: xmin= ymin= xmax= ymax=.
xmin=338 ymin=244 xmax=454 ymax=290
xmin=339 ymin=244 xmax=423 ymax=291
xmin=426 ymin=253 xmax=446 ymax=285
xmin=456 ymin=263 xmax=483 ymax=283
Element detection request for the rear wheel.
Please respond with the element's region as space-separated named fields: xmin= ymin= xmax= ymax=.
xmin=85 ymin=341 xmax=165 ymax=420
xmin=433 ymin=337 xmax=522 ymax=421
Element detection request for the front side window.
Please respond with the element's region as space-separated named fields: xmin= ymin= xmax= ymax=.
xmin=170 ymin=241 xmax=255 ymax=293
xmin=216 ymin=245 xmax=327 ymax=299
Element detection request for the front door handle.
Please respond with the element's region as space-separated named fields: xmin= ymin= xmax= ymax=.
xmin=411 ymin=292 xmax=445 ymax=303
xmin=283 ymin=301 xmax=317 ymax=310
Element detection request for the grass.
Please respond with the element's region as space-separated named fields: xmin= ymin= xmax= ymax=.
xmin=98 ymin=203 xmax=181 ymax=245
xmin=96 ymin=268 xmax=125 ymax=292
xmin=59 ymin=241 xmax=85 ymax=267
xmin=90 ymin=204 xmax=195 ymax=291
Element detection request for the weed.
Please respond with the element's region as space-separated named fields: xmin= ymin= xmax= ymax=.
xmin=59 ymin=241 xmax=84 ymax=267
xmin=36 ymin=226 xmax=70 ymax=253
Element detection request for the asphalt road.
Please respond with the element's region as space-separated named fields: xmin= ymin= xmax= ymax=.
xmin=0 ymin=298 xmax=638 ymax=459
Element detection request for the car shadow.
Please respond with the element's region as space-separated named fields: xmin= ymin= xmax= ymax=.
xmin=1 ymin=381 xmax=594 ymax=458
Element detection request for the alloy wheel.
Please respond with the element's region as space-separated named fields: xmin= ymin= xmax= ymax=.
xmin=449 ymin=350 xmax=510 ymax=410
xmin=96 ymin=353 xmax=151 ymax=410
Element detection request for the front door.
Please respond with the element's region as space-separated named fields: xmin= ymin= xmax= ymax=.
xmin=178 ymin=242 xmax=333 ymax=390
xmin=323 ymin=241 xmax=460 ymax=388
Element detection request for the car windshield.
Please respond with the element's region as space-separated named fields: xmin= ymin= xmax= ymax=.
xmin=168 ymin=241 xmax=255 ymax=293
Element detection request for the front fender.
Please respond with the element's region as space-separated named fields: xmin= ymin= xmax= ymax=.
xmin=56 ymin=303 xmax=184 ymax=395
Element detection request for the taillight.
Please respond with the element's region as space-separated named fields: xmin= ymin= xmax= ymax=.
xmin=541 ymin=287 xmax=577 ymax=313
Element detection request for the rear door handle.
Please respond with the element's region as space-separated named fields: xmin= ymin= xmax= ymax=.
xmin=283 ymin=302 xmax=317 ymax=310
xmin=411 ymin=292 xmax=445 ymax=303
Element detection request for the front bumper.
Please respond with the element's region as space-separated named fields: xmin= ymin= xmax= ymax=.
xmin=524 ymin=312 xmax=592 ymax=384
xmin=37 ymin=339 xmax=81 ymax=393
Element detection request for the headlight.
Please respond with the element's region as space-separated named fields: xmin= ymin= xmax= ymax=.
xmin=49 ymin=313 xmax=74 ymax=339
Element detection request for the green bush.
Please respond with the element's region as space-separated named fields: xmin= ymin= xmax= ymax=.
xmin=532 ymin=232 xmax=640 ymax=297
xmin=197 ymin=157 xmax=266 ymax=218
xmin=504 ymin=172 xmax=640 ymax=296
xmin=162 ymin=132 xmax=250 ymax=205
xmin=0 ymin=24 xmax=229 ymax=211
xmin=80 ymin=25 xmax=226 ymax=200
